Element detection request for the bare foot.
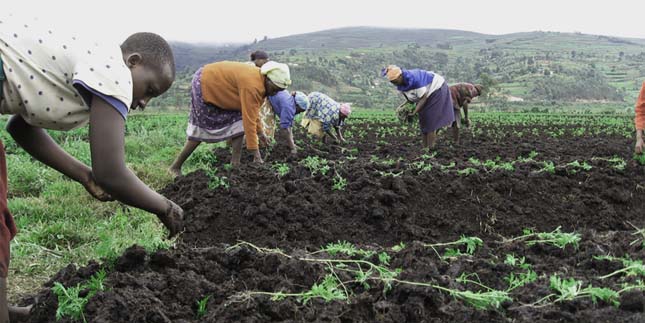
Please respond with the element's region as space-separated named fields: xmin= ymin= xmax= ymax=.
xmin=168 ymin=167 xmax=182 ymax=178
xmin=9 ymin=304 xmax=32 ymax=322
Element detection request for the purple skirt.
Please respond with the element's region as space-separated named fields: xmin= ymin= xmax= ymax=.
xmin=186 ymin=68 xmax=244 ymax=143
xmin=418 ymin=83 xmax=455 ymax=134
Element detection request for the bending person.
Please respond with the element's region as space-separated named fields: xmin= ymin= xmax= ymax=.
xmin=383 ymin=65 xmax=455 ymax=149
xmin=169 ymin=61 xmax=290 ymax=175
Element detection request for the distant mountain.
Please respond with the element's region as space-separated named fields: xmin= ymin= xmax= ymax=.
xmin=153 ymin=27 xmax=645 ymax=109
xmin=248 ymin=26 xmax=490 ymax=50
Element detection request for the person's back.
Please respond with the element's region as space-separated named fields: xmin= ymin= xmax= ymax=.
xmin=200 ymin=61 xmax=264 ymax=111
xmin=0 ymin=14 xmax=133 ymax=130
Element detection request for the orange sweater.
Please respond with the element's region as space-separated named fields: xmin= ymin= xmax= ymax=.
xmin=200 ymin=61 xmax=265 ymax=150
xmin=636 ymin=82 xmax=645 ymax=130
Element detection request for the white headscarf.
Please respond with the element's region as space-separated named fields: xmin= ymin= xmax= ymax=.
xmin=260 ymin=61 xmax=291 ymax=89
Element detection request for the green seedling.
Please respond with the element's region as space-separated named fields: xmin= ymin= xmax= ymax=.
xmin=566 ymin=160 xmax=592 ymax=173
xmin=507 ymin=227 xmax=580 ymax=249
xmin=595 ymin=256 xmax=645 ymax=279
xmin=332 ymin=173 xmax=348 ymax=191
xmin=539 ymin=161 xmax=556 ymax=174
xmin=196 ymin=295 xmax=211 ymax=319
xmin=440 ymin=162 xmax=456 ymax=171
xmin=53 ymin=270 xmax=107 ymax=323
xmin=318 ymin=241 xmax=375 ymax=259
xmin=457 ymin=167 xmax=478 ymax=176
xmin=423 ymin=235 xmax=484 ymax=260
xmin=548 ymin=275 xmax=619 ymax=306
xmin=301 ymin=156 xmax=331 ymax=176
xmin=391 ymin=242 xmax=406 ymax=252
xmin=420 ymin=152 xmax=437 ymax=160
xmin=504 ymin=254 xmax=536 ymax=291
xmin=206 ymin=168 xmax=230 ymax=190
xmin=272 ymin=163 xmax=290 ymax=177
xmin=628 ymin=222 xmax=645 ymax=248
xmin=634 ymin=153 xmax=645 ymax=166
xmin=265 ymin=274 xmax=348 ymax=304
xmin=591 ymin=156 xmax=626 ymax=171
xmin=231 ymin=241 xmax=508 ymax=310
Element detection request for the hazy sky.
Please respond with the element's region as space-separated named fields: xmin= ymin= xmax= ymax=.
xmin=9 ymin=1 xmax=645 ymax=44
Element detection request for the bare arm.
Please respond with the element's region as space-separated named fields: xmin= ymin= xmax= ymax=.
xmin=6 ymin=114 xmax=111 ymax=200
xmin=414 ymin=92 xmax=431 ymax=114
xmin=280 ymin=127 xmax=297 ymax=153
xmin=88 ymin=96 xmax=169 ymax=216
xmin=335 ymin=126 xmax=345 ymax=143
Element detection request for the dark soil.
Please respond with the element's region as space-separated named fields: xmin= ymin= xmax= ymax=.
xmin=24 ymin=118 xmax=645 ymax=322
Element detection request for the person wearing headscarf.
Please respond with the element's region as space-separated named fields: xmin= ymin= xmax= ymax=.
xmin=267 ymin=90 xmax=309 ymax=154
xmin=450 ymin=83 xmax=483 ymax=128
xmin=383 ymin=65 xmax=455 ymax=149
xmin=301 ymin=92 xmax=352 ymax=144
xmin=169 ymin=61 xmax=290 ymax=176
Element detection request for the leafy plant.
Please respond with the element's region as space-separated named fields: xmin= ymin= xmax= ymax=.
xmin=507 ymin=227 xmax=580 ymax=249
xmin=272 ymin=163 xmax=290 ymax=177
xmin=548 ymin=275 xmax=619 ymax=306
xmin=206 ymin=168 xmax=229 ymax=190
xmin=391 ymin=242 xmax=406 ymax=252
xmin=301 ymin=156 xmax=331 ymax=176
xmin=53 ymin=270 xmax=107 ymax=323
xmin=457 ymin=167 xmax=478 ymax=176
xmin=540 ymin=161 xmax=556 ymax=174
xmin=424 ymin=235 xmax=483 ymax=258
xmin=634 ymin=153 xmax=645 ymax=166
xmin=332 ymin=173 xmax=348 ymax=191
xmin=196 ymin=295 xmax=211 ymax=319
xmin=566 ymin=160 xmax=592 ymax=173
xmin=595 ymin=256 xmax=645 ymax=279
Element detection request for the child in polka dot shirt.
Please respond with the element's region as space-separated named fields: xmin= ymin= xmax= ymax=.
xmin=0 ymin=14 xmax=184 ymax=320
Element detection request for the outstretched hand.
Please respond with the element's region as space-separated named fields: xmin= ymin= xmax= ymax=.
xmin=636 ymin=137 xmax=645 ymax=155
xmin=158 ymin=199 xmax=184 ymax=238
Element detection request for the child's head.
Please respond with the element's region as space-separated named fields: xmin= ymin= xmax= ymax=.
xmin=250 ymin=50 xmax=269 ymax=68
xmin=120 ymin=32 xmax=175 ymax=110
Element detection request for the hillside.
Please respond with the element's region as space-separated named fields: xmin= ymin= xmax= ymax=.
xmin=155 ymin=27 xmax=645 ymax=109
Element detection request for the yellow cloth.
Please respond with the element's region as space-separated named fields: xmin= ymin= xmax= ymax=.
xmin=260 ymin=61 xmax=291 ymax=89
xmin=301 ymin=117 xmax=324 ymax=138
xmin=200 ymin=61 xmax=265 ymax=150
xmin=260 ymin=99 xmax=276 ymax=140
xmin=385 ymin=65 xmax=402 ymax=81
